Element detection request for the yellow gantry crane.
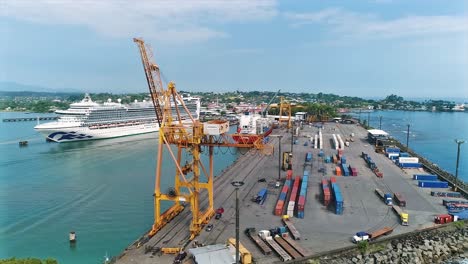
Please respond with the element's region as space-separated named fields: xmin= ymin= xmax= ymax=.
xmin=278 ymin=96 xmax=292 ymax=128
xmin=133 ymin=38 xmax=272 ymax=240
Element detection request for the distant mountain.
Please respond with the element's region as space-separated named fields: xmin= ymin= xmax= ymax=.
xmin=0 ymin=81 xmax=83 ymax=93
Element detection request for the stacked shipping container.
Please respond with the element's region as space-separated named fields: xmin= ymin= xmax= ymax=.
xmin=330 ymin=177 xmax=343 ymax=215
xmin=275 ymin=170 xmax=293 ymax=216
xmin=296 ymin=170 xmax=309 ymax=218
xmin=322 ymin=179 xmax=330 ymax=206
xmin=418 ymin=181 xmax=449 ymax=188
xmin=287 ymin=176 xmax=301 ymax=217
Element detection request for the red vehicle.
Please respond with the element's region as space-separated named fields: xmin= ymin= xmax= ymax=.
xmin=434 ymin=214 xmax=455 ymax=224
xmin=215 ymin=207 xmax=224 ymax=219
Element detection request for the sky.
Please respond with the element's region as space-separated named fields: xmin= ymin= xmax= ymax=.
xmin=0 ymin=0 xmax=467 ymax=99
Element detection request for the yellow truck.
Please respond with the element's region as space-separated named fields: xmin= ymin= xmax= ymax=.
xmin=392 ymin=205 xmax=409 ymax=226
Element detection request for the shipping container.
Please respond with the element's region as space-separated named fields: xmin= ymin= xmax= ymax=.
xmin=399 ymin=152 xmax=410 ymax=157
xmin=341 ymin=163 xmax=349 ymax=176
xmin=341 ymin=156 xmax=347 ymax=164
xmin=431 ymin=191 xmax=462 ymax=198
xmin=399 ymin=163 xmax=422 ymax=168
xmin=418 ymin=181 xmax=449 ymax=188
xmin=413 ymin=174 xmax=438 ymax=181
xmin=386 ymin=147 xmax=400 ymax=153
xmin=255 ymin=188 xmax=268 ymax=205
xmin=305 ymin=152 xmax=312 ymax=162
xmin=443 ymin=199 xmax=468 ymax=206
xmin=335 ymin=166 xmax=342 ymax=176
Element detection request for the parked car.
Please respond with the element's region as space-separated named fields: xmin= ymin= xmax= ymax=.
xmin=205 ymin=224 xmax=213 ymax=232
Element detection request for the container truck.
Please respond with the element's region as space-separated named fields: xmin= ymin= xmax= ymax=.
xmin=254 ymin=188 xmax=268 ymax=205
xmin=392 ymin=205 xmax=409 ymax=226
xmin=352 ymin=226 xmax=394 ymax=243
xmin=375 ymin=188 xmax=393 ymax=206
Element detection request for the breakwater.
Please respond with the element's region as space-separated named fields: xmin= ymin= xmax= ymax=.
xmin=297 ymin=222 xmax=467 ymax=264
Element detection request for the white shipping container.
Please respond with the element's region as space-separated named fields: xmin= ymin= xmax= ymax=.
xmin=399 ymin=157 xmax=419 ymax=164
xmin=203 ymin=121 xmax=229 ymax=135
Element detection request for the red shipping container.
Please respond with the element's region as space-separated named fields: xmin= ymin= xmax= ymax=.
xmin=330 ymin=177 xmax=336 ymax=183
xmin=287 ymin=170 xmax=293 ymax=180
xmin=281 ymin=185 xmax=289 ymax=194
xmin=297 ymin=196 xmax=306 ymax=211
xmin=275 ymin=200 xmax=284 ymax=215
xmin=351 ymin=168 xmax=358 ymax=176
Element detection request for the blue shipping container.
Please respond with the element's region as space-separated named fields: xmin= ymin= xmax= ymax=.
xmin=400 ymin=152 xmax=410 ymax=157
xmin=279 ymin=192 xmax=287 ymax=201
xmin=431 ymin=191 xmax=462 ymax=198
xmin=399 ymin=163 xmax=422 ymax=168
xmin=341 ymin=156 xmax=347 ymax=164
xmin=413 ymin=174 xmax=438 ymax=181
xmin=297 ymin=211 xmax=304 ymax=219
xmin=386 ymin=147 xmax=400 ymax=153
xmin=305 ymin=152 xmax=312 ymax=162
xmin=303 ymin=171 xmax=309 ymax=177
xmin=452 ymin=210 xmax=468 ymax=220
xmin=418 ymin=181 xmax=449 ymax=188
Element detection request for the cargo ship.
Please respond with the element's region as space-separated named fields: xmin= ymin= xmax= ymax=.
xmin=34 ymin=93 xmax=200 ymax=142
xmin=232 ymin=112 xmax=273 ymax=144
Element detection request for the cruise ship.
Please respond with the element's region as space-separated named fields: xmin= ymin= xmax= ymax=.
xmin=34 ymin=93 xmax=201 ymax=142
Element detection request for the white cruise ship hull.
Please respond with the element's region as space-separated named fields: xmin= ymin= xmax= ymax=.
xmin=36 ymin=123 xmax=159 ymax=142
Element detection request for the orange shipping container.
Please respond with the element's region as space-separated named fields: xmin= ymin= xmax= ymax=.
xmin=335 ymin=166 xmax=342 ymax=176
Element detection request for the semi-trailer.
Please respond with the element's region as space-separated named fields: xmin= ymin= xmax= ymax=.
xmin=352 ymin=226 xmax=394 ymax=243
xmin=393 ymin=193 xmax=406 ymax=207
xmin=392 ymin=205 xmax=409 ymax=226
xmin=258 ymin=230 xmax=292 ymax=262
xmin=245 ymin=228 xmax=272 ymax=255
xmin=255 ymin=188 xmax=268 ymax=205
xmin=282 ymin=235 xmax=310 ymax=257
xmin=375 ymin=188 xmax=393 ymax=206
xmin=282 ymin=216 xmax=301 ymax=240
xmin=274 ymin=236 xmax=302 ymax=259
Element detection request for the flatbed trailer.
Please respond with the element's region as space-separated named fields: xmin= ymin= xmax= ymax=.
xmin=282 ymin=218 xmax=301 ymax=240
xmin=274 ymin=236 xmax=302 ymax=259
xmin=369 ymin=226 xmax=393 ymax=240
xmin=245 ymin=229 xmax=272 ymax=255
xmin=282 ymin=235 xmax=311 ymax=257
xmin=265 ymin=237 xmax=292 ymax=262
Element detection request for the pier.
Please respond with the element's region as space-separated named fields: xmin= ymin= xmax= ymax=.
xmin=2 ymin=116 xmax=58 ymax=122
xmin=114 ymin=123 xmax=467 ymax=264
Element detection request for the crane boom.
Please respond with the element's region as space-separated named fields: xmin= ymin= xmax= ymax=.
xmin=263 ymin=89 xmax=281 ymax=117
xmin=133 ymin=38 xmax=164 ymax=126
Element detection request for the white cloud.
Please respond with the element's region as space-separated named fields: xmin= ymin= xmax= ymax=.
xmin=1 ymin=0 xmax=277 ymax=43
xmin=284 ymin=8 xmax=468 ymax=40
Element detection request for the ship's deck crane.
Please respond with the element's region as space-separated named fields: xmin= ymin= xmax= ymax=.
xmin=133 ymin=38 xmax=273 ymax=241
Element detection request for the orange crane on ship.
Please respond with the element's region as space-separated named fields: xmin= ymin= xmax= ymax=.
xmin=133 ymin=38 xmax=273 ymax=240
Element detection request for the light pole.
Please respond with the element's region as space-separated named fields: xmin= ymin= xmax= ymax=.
xmin=406 ymin=124 xmax=410 ymax=149
xmin=270 ymin=135 xmax=283 ymax=180
xmin=379 ymin=116 xmax=382 ymax=130
xmin=454 ymin=139 xmax=465 ymax=191
xmin=291 ymin=121 xmax=294 ymax=153
xmin=231 ymin=181 xmax=244 ymax=264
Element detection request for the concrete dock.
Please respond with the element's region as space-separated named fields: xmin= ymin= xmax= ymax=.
xmin=114 ymin=122 xmax=463 ymax=264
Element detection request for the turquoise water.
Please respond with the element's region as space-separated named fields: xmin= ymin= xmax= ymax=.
xmin=357 ymin=110 xmax=468 ymax=182
xmin=0 ymin=112 xmax=239 ymax=263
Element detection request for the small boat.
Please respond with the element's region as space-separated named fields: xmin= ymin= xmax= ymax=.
xmin=69 ymin=231 xmax=76 ymax=243
xmin=19 ymin=141 xmax=28 ymax=146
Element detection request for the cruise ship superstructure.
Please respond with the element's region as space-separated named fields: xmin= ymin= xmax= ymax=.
xmin=34 ymin=93 xmax=200 ymax=142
